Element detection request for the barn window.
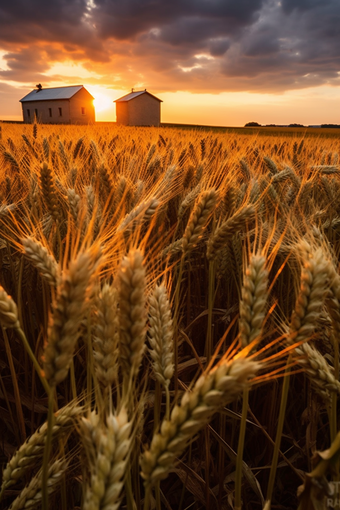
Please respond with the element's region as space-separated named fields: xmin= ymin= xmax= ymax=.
xmin=81 ymin=107 xmax=85 ymax=115
xmin=34 ymin=109 xmax=38 ymax=118
xmin=27 ymin=109 xmax=30 ymax=118
xmin=59 ymin=107 xmax=62 ymax=116
xmin=49 ymin=108 xmax=52 ymax=117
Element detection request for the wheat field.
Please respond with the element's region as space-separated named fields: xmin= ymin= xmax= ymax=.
xmin=0 ymin=121 xmax=340 ymax=510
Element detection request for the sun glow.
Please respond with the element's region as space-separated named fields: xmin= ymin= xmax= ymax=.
xmin=93 ymin=92 xmax=113 ymax=112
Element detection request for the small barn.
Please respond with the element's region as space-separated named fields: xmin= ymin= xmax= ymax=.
xmin=19 ymin=85 xmax=95 ymax=124
xmin=114 ymin=89 xmax=162 ymax=126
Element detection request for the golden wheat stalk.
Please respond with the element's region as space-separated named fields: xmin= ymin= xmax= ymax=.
xmin=67 ymin=188 xmax=81 ymax=224
xmin=8 ymin=459 xmax=68 ymax=510
xmin=0 ymin=286 xmax=20 ymax=329
xmin=82 ymin=408 xmax=132 ymax=510
xmin=93 ymin=283 xmax=119 ymax=390
xmin=1 ymin=404 xmax=80 ymax=495
xmin=43 ymin=252 xmax=95 ymax=386
xmin=182 ymin=189 xmax=217 ymax=253
xmin=117 ymin=249 xmax=147 ymax=382
xmin=206 ymin=204 xmax=255 ymax=261
xmin=117 ymin=196 xmax=159 ymax=232
xmin=239 ymin=254 xmax=269 ymax=348
xmin=160 ymin=239 xmax=184 ymax=258
xmin=178 ymin=184 xmax=202 ymax=218
xmin=22 ymin=237 xmax=58 ymax=287
xmin=290 ymin=242 xmax=339 ymax=400
xmin=39 ymin=162 xmax=60 ymax=222
xmin=140 ymin=356 xmax=260 ymax=487
xmin=148 ymin=284 xmax=174 ymax=388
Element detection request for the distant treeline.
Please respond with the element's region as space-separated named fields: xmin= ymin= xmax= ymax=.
xmin=245 ymin=122 xmax=340 ymax=128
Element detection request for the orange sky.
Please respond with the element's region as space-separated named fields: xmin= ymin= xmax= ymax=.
xmin=1 ymin=0 xmax=340 ymax=126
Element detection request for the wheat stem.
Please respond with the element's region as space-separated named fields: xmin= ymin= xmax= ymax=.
xmin=41 ymin=390 xmax=55 ymax=510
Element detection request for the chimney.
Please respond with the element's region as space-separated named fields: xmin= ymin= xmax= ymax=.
xmin=36 ymin=83 xmax=42 ymax=92
xmin=131 ymin=88 xmax=134 ymax=92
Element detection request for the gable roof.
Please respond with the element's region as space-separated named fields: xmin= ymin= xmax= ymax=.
xmin=20 ymin=85 xmax=94 ymax=102
xmin=114 ymin=90 xmax=163 ymax=103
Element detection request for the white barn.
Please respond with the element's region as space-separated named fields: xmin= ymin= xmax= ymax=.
xmin=114 ymin=90 xmax=162 ymax=126
xmin=19 ymin=85 xmax=95 ymax=124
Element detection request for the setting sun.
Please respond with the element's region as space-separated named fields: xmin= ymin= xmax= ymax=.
xmin=92 ymin=92 xmax=113 ymax=112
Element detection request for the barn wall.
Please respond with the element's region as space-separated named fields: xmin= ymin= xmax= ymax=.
xmin=127 ymin=94 xmax=161 ymax=126
xmin=21 ymin=100 xmax=70 ymax=124
xmin=69 ymin=88 xmax=95 ymax=124
xmin=116 ymin=102 xmax=129 ymax=125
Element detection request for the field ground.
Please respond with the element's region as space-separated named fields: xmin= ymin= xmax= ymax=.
xmin=161 ymin=122 xmax=340 ymax=137
xmin=3 ymin=119 xmax=340 ymax=138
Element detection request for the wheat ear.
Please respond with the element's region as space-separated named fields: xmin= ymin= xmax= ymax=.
xmin=290 ymin=242 xmax=329 ymax=344
xmin=290 ymin=242 xmax=339 ymax=400
xmin=93 ymin=283 xmax=119 ymax=390
xmin=206 ymin=204 xmax=255 ymax=261
xmin=239 ymin=254 xmax=269 ymax=348
xmin=295 ymin=342 xmax=340 ymax=399
xmin=117 ymin=249 xmax=147 ymax=382
xmin=85 ymin=185 xmax=95 ymax=219
xmin=182 ymin=189 xmax=217 ymax=253
xmin=140 ymin=356 xmax=260 ymax=487
xmin=0 ymin=286 xmax=20 ymax=329
xmin=160 ymin=239 xmax=184 ymax=258
xmin=39 ymin=162 xmax=60 ymax=222
xmin=43 ymin=252 xmax=94 ymax=386
xmin=0 ymin=403 xmax=81 ymax=496
xmin=67 ymin=188 xmax=81 ymax=224
xmin=8 ymin=459 xmax=68 ymax=510
xmin=117 ymin=196 xmax=159 ymax=232
xmin=148 ymin=284 xmax=174 ymax=388
xmin=263 ymin=156 xmax=278 ymax=175
xmin=178 ymin=184 xmax=201 ymax=218
xmin=22 ymin=237 xmax=58 ymax=287
xmin=271 ymin=167 xmax=296 ymax=185
xmin=42 ymin=137 xmax=50 ymax=160
xmin=82 ymin=408 xmax=132 ymax=510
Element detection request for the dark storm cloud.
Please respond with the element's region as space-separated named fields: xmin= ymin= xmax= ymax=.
xmin=0 ymin=0 xmax=87 ymax=44
xmin=217 ymin=0 xmax=340 ymax=91
xmin=92 ymin=0 xmax=264 ymax=40
xmin=209 ymin=39 xmax=230 ymax=57
xmin=0 ymin=0 xmax=339 ymax=93
xmin=281 ymin=0 xmax=326 ymax=14
xmin=0 ymin=0 xmax=106 ymax=61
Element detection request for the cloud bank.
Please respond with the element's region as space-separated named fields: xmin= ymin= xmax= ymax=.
xmin=0 ymin=0 xmax=339 ymax=94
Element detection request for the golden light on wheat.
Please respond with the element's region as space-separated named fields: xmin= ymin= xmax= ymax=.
xmin=0 ymin=121 xmax=340 ymax=509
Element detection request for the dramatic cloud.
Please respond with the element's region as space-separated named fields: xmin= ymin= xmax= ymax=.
xmin=0 ymin=0 xmax=339 ymax=94
xmin=92 ymin=0 xmax=264 ymax=40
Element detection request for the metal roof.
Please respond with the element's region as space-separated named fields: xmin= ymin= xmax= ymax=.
xmin=20 ymin=85 xmax=93 ymax=102
xmin=114 ymin=90 xmax=162 ymax=102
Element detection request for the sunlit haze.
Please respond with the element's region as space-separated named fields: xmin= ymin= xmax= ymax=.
xmin=1 ymin=0 xmax=339 ymax=126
